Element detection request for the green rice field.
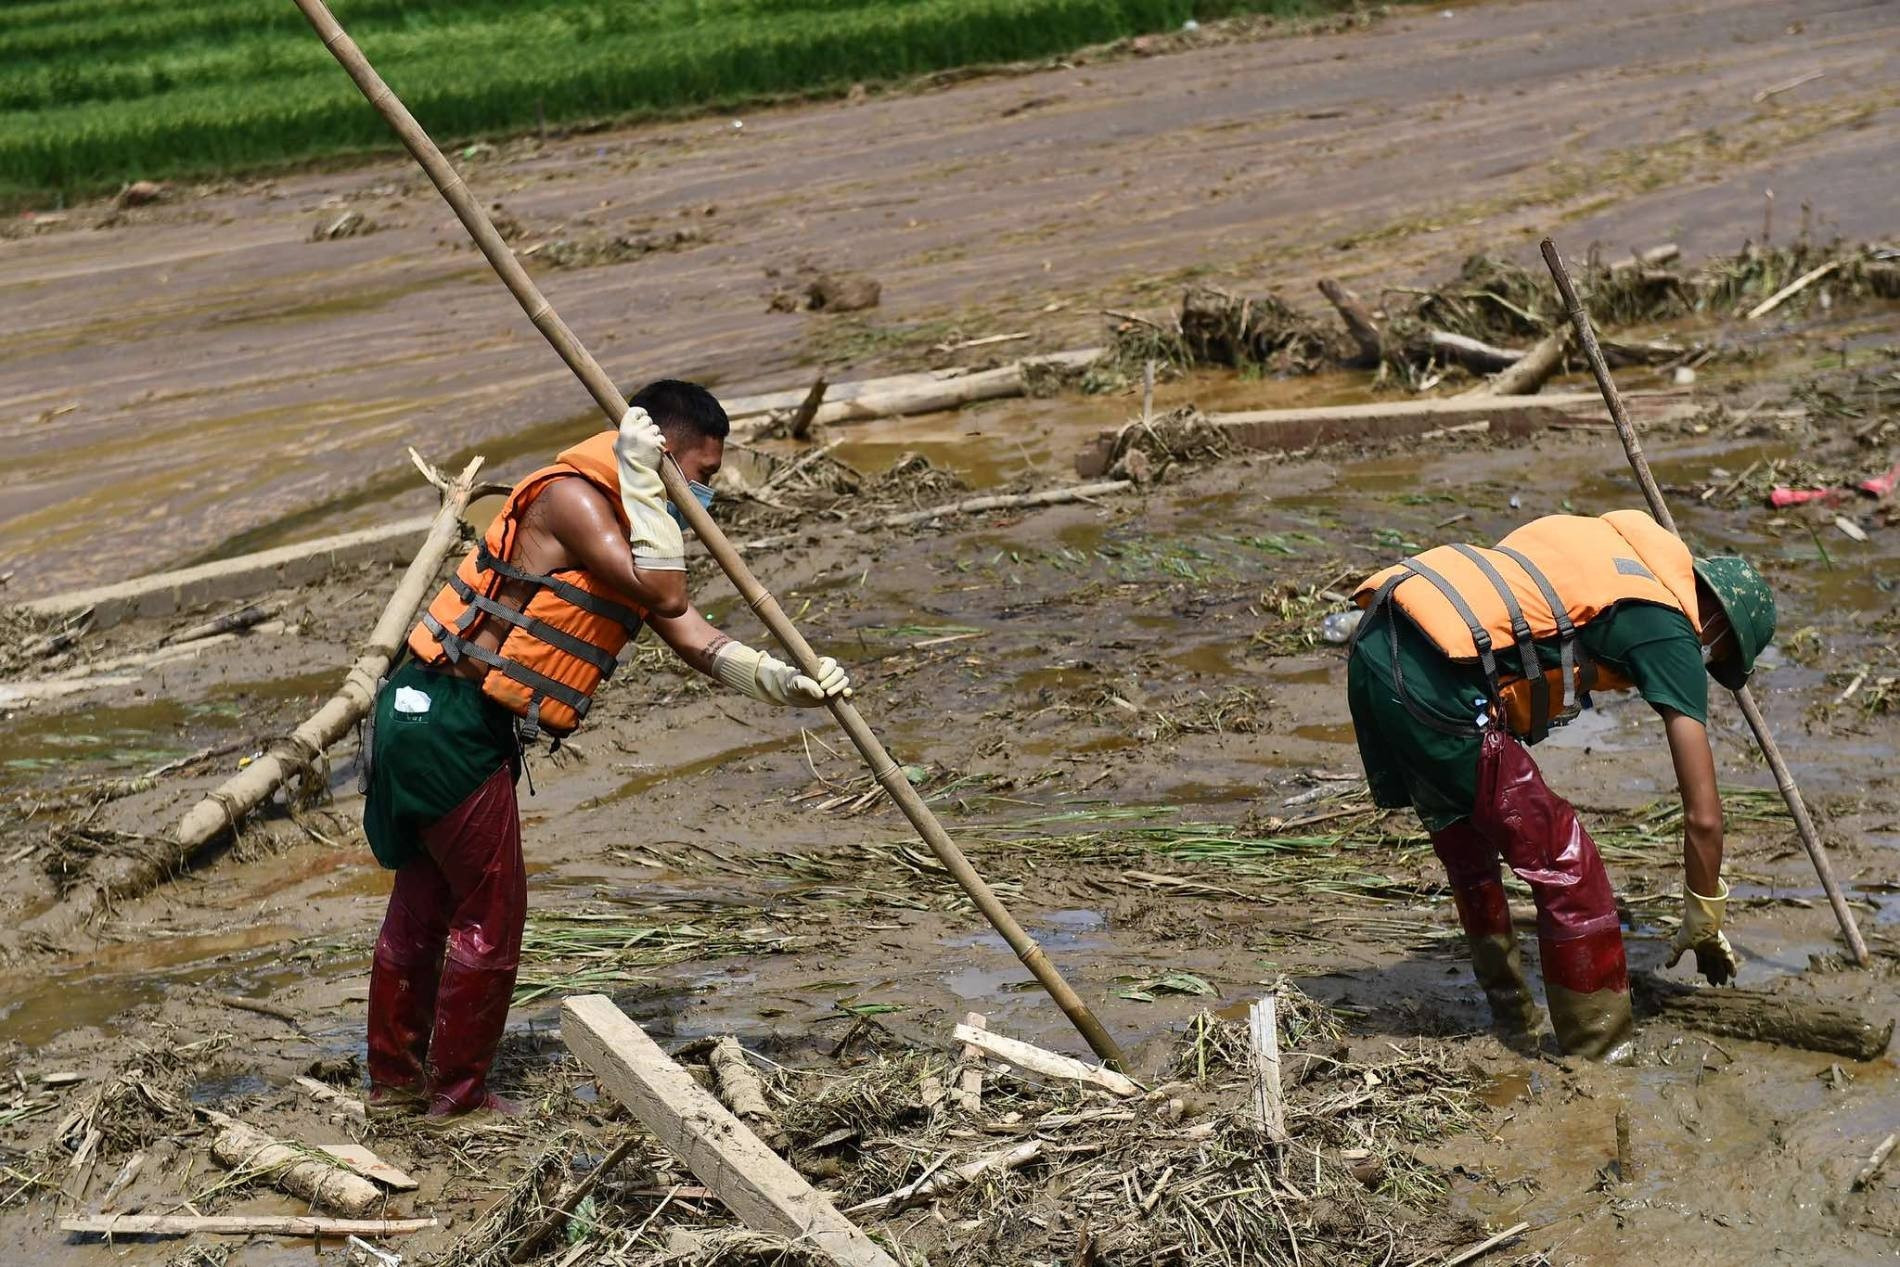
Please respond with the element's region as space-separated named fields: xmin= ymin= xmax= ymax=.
xmin=1 ymin=0 xmax=1355 ymax=205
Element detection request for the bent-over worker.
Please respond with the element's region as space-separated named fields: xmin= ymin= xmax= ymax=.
xmin=1345 ymin=509 xmax=1774 ymax=1060
xmin=362 ymin=381 xmax=852 ymax=1116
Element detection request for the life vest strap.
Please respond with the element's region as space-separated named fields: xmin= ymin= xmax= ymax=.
xmin=473 ymin=544 xmax=645 ymax=632
xmin=1357 ymin=575 xmax=1479 ymax=737
xmin=1493 ymin=543 xmax=1591 ymax=724
xmin=420 ymin=613 xmax=594 ymax=725
xmin=1449 ymin=544 xmax=1549 ymax=743
xmin=447 ymin=574 xmax=621 ymax=677
xmin=1399 ymin=556 xmax=1503 ymax=709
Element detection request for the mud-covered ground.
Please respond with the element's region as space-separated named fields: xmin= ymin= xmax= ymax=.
xmin=2 ymin=304 xmax=1898 ymax=1264
xmin=3 ymin=0 xmax=1900 ymax=1263
xmin=2 ymin=0 xmax=1896 ymax=591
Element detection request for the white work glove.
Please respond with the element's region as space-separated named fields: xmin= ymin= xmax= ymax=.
xmin=710 ymin=641 xmax=852 ymax=708
xmin=617 ymin=406 xmax=685 ymax=572
xmin=1665 ymin=880 xmax=1741 ymax=986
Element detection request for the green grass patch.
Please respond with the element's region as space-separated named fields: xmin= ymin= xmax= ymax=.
xmin=3 ymin=0 xmax=1372 ymax=204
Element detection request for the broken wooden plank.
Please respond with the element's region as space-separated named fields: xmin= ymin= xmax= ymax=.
xmin=204 ymin=1111 xmax=383 ymax=1217
xmin=63 ymin=1214 xmax=435 ymax=1238
xmin=957 ymin=1012 xmax=987 ymax=1114
xmin=1633 ymin=972 xmax=1894 ymax=1060
xmin=561 ymin=994 xmax=899 ymax=1267
xmin=319 ymin=1143 xmax=418 ymax=1192
xmin=1249 ymin=997 xmax=1286 ymax=1143
xmin=951 ymin=1023 xmax=1140 ymax=1098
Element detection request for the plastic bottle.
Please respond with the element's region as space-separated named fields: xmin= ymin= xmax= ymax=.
xmin=1320 ymin=610 xmax=1363 ymax=644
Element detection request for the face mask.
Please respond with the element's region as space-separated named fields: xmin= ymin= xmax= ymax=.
xmin=666 ymin=480 xmax=716 ymax=529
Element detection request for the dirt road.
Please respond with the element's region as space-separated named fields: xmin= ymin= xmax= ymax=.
xmin=2 ymin=0 xmax=1895 ymax=593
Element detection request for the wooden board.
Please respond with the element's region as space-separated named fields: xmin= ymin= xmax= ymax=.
xmin=319 ymin=1143 xmax=419 ymax=1191
xmin=562 ymin=994 xmax=899 ymax=1267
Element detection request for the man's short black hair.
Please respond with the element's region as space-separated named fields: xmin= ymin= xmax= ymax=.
xmin=625 ymin=379 xmax=729 ymax=441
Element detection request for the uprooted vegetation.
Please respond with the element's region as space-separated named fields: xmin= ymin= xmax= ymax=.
xmin=1103 ymin=239 xmax=1900 ymax=391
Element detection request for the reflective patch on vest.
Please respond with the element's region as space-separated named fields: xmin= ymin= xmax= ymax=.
xmin=1613 ymin=557 xmax=1654 ymax=580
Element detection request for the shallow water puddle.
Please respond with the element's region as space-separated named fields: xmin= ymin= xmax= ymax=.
xmin=0 ymin=923 xmax=300 ymax=1049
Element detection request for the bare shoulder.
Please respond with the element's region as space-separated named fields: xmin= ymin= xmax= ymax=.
xmin=532 ymin=473 xmax=618 ymax=534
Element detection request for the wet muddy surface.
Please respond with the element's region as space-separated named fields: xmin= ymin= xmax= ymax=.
xmin=3 ymin=1 xmax=1900 ymax=1263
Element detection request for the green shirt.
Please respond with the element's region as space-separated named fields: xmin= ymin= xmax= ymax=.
xmin=1347 ymin=603 xmax=1708 ymax=830
xmin=362 ymin=659 xmax=519 ymax=869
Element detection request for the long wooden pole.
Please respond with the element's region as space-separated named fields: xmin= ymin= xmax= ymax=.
xmin=292 ymin=0 xmax=1126 ymax=1067
xmin=1540 ymin=237 xmax=1868 ymax=965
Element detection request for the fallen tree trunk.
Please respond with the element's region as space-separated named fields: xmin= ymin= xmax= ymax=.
xmin=1479 ymin=325 xmax=1573 ymax=396
xmin=1633 ymin=972 xmax=1894 ymax=1060
xmin=205 ymin=1111 xmax=384 ymax=1216
xmin=63 ymin=1214 xmax=433 ymax=1239
xmin=724 ymin=350 xmax=1100 ymax=436
xmin=19 ymin=458 xmax=482 ymax=945
xmin=562 ymin=994 xmax=899 ymax=1267
xmin=1317 ymin=279 xmax=1387 ymax=368
xmin=1418 ymin=330 xmax=1525 ymax=374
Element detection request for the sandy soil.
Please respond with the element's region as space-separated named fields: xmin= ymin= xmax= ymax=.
xmin=1 ymin=0 xmax=1895 ymax=593
xmin=1 ymin=1 xmax=1898 ymax=1264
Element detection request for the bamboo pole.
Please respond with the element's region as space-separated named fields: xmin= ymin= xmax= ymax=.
xmin=1540 ymin=237 xmax=1868 ymax=966
xmin=293 ymin=0 xmax=1125 ymax=1068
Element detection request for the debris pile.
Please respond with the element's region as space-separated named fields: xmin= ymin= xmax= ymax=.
xmin=436 ymin=988 xmax=1491 ymax=1266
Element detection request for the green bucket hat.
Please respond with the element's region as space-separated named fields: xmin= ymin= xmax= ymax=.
xmin=1693 ymin=555 xmax=1776 ymax=689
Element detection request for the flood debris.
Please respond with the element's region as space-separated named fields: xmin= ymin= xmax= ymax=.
xmin=9 ymin=455 xmax=484 ymax=951
xmin=62 ymin=1213 xmax=436 ymax=1238
xmin=766 ymin=264 xmax=882 ymax=314
xmin=312 ymin=209 xmax=376 ymax=241
xmin=203 ymin=1109 xmax=384 ymax=1216
xmin=559 ymin=993 xmax=901 ymax=1267
xmin=1632 ymin=972 xmax=1894 ymax=1060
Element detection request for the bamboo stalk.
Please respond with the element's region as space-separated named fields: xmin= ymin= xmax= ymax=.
xmin=294 ymin=0 xmax=1125 ymax=1068
xmin=1540 ymin=237 xmax=1868 ymax=965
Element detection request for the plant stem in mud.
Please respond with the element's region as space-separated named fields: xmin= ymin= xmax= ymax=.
xmin=292 ymin=0 xmax=1126 ymax=1067
xmin=1541 ymin=235 xmax=1869 ymax=966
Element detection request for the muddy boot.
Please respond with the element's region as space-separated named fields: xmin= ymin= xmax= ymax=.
xmin=1542 ymin=930 xmax=1635 ymax=1062
xmin=1432 ymin=823 xmax=1544 ymax=1042
xmin=366 ymin=862 xmax=451 ymax=1105
xmin=423 ymin=958 xmax=520 ymax=1117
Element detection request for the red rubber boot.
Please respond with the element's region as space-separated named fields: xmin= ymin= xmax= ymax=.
xmin=1471 ymin=728 xmax=1632 ymax=1061
xmin=367 ymin=857 xmax=451 ymax=1107
xmin=1430 ymin=820 xmax=1543 ymax=1040
xmin=417 ymin=766 xmax=527 ymax=1117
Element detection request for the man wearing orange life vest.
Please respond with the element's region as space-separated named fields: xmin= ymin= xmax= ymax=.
xmin=1345 ymin=510 xmax=1775 ymax=1060
xmin=361 ymin=381 xmax=851 ymax=1116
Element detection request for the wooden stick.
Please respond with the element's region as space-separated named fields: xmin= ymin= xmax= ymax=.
xmin=63 ymin=1214 xmax=434 ymax=1239
xmin=154 ymin=603 xmax=275 ymax=648
xmin=1541 ymin=236 xmax=1869 ymax=966
xmin=560 ymin=996 xmax=898 ymax=1267
xmin=1435 ymin=1220 xmax=1530 ymax=1267
xmin=205 ymin=1112 xmax=383 ymax=1217
xmin=1747 ymin=259 xmax=1840 ymax=320
xmin=295 ymin=0 xmax=1124 ymax=1069
xmin=1852 ymin=1133 xmax=1896 ymax=1192
xmin=508 ymin=1135 xmax=641 ymax=1265
xmin=844 ymin=1139 xmax=1043 ymax=1215
xmin=951 ymin=1024 xmax=1140 ymax=1098
xmin=709 ymin=1037 xmax=786 ymax=1151
xmin=876 ymin=481 xmax=1132 ymax=529
xmin=787 ymin=375 xmax=828 ymax=441
xmin=295 ymin=1075 xmax=368 ymax=1124
xmin=1249 ymin=997 xmax=1286 ymax=1142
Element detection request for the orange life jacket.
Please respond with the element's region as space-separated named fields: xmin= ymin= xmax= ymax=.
xmin=407 ymin=431 xmax=643 ymax=739
xmin=1353 ymin=510 xmax=1702 ymax=741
